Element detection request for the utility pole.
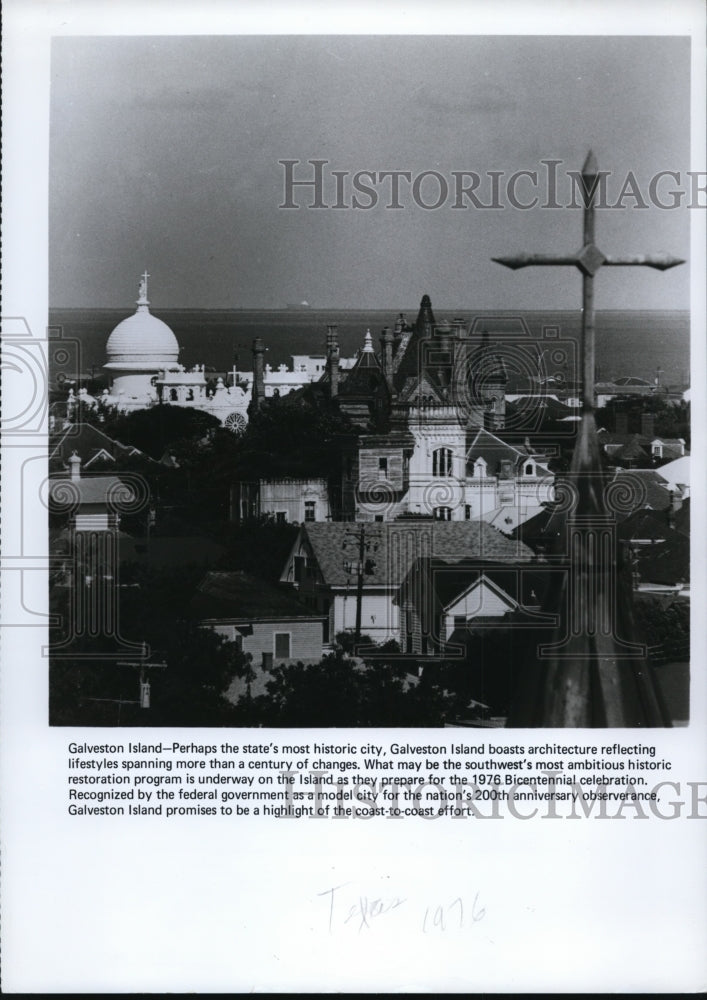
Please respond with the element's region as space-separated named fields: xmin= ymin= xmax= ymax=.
xmin=494 ymin=152 xmax=684 ymax=727
xmin=117 ymin=642 xmax=168 ymax=711
xmin=342 ymin=524 xmax=382 ymax=644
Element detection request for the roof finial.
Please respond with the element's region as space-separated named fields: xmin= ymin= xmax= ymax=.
xmin=363 ymin=328 xmax=374 ymax=352
xmin=137 ymin=270 xmax=150 ymax=307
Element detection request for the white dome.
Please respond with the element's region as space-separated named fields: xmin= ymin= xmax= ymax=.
xmin=105 ymin=303 xmax=180 ymax=371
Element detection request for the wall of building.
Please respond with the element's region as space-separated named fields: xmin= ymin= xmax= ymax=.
xmin=443 ymin=581 xmax=514 ymax=638
xmin=259 ymin=479 xmax=330 ymax=523
xmin=332 ymin=591 xmax=399 ymax=643
xmin=209 ymin=618 xmax=324 ymax=664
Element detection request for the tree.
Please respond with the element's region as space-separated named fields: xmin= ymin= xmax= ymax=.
xmin=102 ymin=405 xmax=222 ymax=460
xmin=238 ymin=650 xmax=452 ymax=727
xmin=234 ymin=391 xmax=354 ymax=480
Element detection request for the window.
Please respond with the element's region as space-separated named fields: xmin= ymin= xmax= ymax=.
xmin=464 ymin=505 xmax=472 ymax=520
xmin=378 ymin=456 xmax=388 ymax=475
xmin=304 ymin=501 xmax=316 ymax=522
xmin=374 ymin=514 xmax=384 ymax=522
xmin=524 ymin=462 xmax=534 ymax=476
xmin=276 ymin=511 xmax=287 ymax=523
xmin=434 ymin=506 xmax=452 ymax=521
xmin=274 ymin=633 xmax=291 ymax=659
xmin=294 ymin=556 xmax=305 ymax=583
xmin=433 ymin=447 xmax=453 ymax=477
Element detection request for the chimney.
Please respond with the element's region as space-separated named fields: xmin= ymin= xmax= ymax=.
xmin=615 ymin=411 xmax=629 ymax=435
xmin=641 ymin=412 xmax=655 ymax=439
xmin=380 ymin=327 xmax=393 ymax=388
xmin=252 ymin=338 xmax=265 ymax=412
xmin=327 ymin=324 xmax=339 ymax=398
xmin=69 ymin=451 xmax=82 ymax=481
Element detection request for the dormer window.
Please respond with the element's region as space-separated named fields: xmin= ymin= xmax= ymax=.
xmin=474 ymin=458 xmax=487 ymax=478
xmin=433 ymin=447 xmax=453 ymax=477
xmin=524 ymin=462 xmax=535 ymax=476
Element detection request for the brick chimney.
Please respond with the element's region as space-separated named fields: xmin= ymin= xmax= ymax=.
xmin=641 ymin=412 xmax=655 ymax=439
xmin=69 ymin=451 xmax=82 ymax=481
xmin=251 ymin=338 xmax=265 ymax=412
xmin=327 ymin=324 xmax=339 ymax=398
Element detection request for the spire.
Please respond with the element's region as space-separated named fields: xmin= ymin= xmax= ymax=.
xmin=362 ymin=329 xmax=374 ymax=353
xmin=582 ymin=149 xmax=598 ymax=176
xmin=415 ymin=293 xmax=436 ymax=337
xmin=136 ymin=270 xmax=150 ymax=310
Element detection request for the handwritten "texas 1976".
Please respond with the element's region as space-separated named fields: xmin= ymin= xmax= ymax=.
xmin=317 ymin=882 xmax=486 ymax=933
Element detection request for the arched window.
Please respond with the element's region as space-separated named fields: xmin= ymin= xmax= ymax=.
xmin=169 ymin=388 xmax=178 ymax=402
xmin=433 ymin=447 xmax=453 ymax=477
xmin=524 ymin=462 xmax=534 ymax=476
xmin=434 ymin=506 xmax=452 ymax=521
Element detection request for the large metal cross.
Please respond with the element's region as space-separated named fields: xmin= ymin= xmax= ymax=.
xmin=493 ymin=151 xmax=684 ymax=415
xmin=493 ymin=152 xmax=685 ymax=728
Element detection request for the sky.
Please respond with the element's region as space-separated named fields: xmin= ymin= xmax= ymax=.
xmin=49 ymin=34 xmax=692 ymax=310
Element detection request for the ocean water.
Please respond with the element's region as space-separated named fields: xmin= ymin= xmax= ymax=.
xmin=49 ymin=307 xmax=691 ymax=387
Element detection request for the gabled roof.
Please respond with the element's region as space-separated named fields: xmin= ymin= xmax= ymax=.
xmin=397 ymin=371 xmax=445 ymax=405
xmin=611 ymin=438 xmax=650 ymax=463
xmin=191 ymin=571 xmax=321 ymax=621
xmin=466 ymin=427 xmax=548 ymax=475
xmin=617 ymin=509 xmax=680 ymax=543
xmin=442 ymin=572 xmax=518 ymax=615
xmin=287 ymin=521 xmax=534 ymax=589
xmin=49 ymin=422 xmax=145 ymax=468
xmin=610 ymin=469 xmax=674 ymax=512
xmin=419 ymin=561 xmax=550 ymax=611
xmin=656 ymin=455 xmax=690 ymax=486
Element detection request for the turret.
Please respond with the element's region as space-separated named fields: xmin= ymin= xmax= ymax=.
xmin=326 ymin=324 xmax=340 ymax=399
xmin=380 ymin=326 xmax=394 ymax=390
xmin=252 ymin=338 xmax=265 ymax=412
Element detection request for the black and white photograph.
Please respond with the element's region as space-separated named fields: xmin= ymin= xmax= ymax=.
xmin=2 ymin=1 xmax=706 ymax=994
xmin=47 ymin=33 xmax=692 ymax=728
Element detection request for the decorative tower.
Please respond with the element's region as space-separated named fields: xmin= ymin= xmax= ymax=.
xmin=251 ymin=338 xmax=266 ymax=413
xmin=103 ymin=272 xmax=181 ymax=408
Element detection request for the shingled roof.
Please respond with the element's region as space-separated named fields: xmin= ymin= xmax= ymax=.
xmin=49 ymin=474 xmax=134 ymax=507
xmin=49 ymin=422 xmax=146 ymax=470
xmin=192 ymin=571 xmax=321 ymax=621
xmin=292 ymin=521 xmax=534 ymax=589
xmin=466 ymin=427 xmax=549 ymax=476
xmin=610 ymin=469 xmax=674 ymax=512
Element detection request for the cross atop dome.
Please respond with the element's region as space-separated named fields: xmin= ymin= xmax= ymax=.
xmin=137 ymin=270 xmax=150 ymax=308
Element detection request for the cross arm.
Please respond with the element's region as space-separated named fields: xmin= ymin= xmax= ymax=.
xmin=491 ymin=253 xmax=579 ymax=269
xmin=602 ymin=253 xmax=685 ymax=271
